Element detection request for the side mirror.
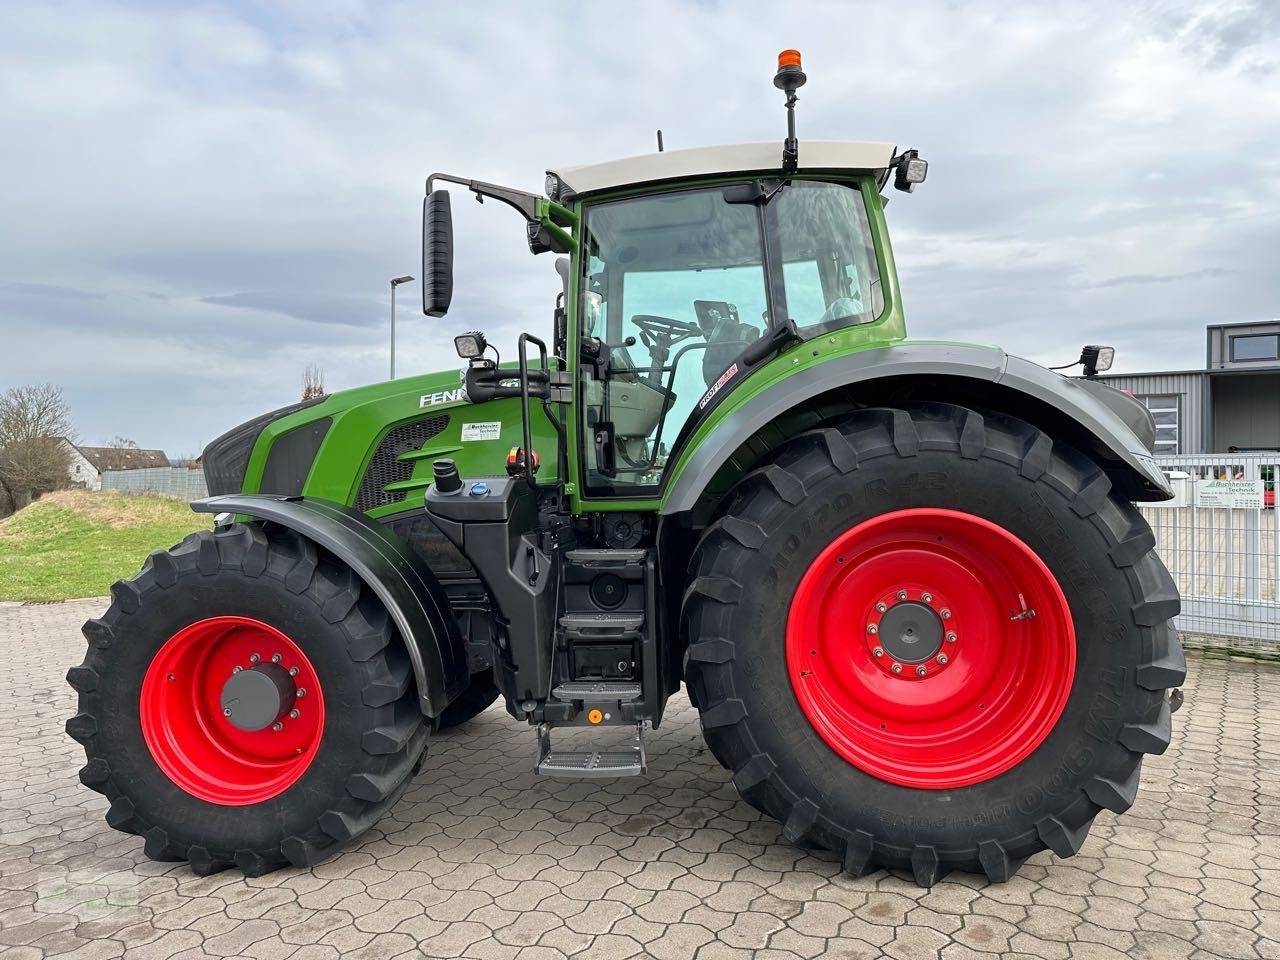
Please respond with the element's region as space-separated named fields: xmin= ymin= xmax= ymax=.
xmin=422 ymin=190 xmax=453 ymax=317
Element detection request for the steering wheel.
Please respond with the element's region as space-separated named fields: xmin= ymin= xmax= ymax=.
xmin=631 ymin=314 xmax=702 ymax=343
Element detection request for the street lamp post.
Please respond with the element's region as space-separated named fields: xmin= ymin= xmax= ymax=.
xmin=389 ymin=275 xmax=415 ymax=380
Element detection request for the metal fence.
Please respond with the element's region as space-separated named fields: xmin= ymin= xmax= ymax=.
xmin=1141 ymin=454 xmax=1279 ymax=655
xmin=100 ymin=467 xmax=208 ymax=501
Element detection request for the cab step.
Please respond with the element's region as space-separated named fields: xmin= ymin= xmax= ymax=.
xmin=552 ymin=680 xmax=642 ymax=703
xmin=558 ymin=612 xmax=644 ymax=638
xmin=535 ymin=722 xmax=647 ymax=779
xmin=564 ymin=548 xmax=648 ymax=569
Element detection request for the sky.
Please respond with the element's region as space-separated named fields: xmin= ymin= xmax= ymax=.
xmin=1 ymin=0 xmax=1278 ymax=455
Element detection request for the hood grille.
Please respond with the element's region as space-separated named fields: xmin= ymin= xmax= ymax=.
xmin=354 ymin=416 xmax=450 ymax=513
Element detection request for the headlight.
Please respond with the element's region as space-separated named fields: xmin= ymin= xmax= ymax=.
xmin=454 ymin=331 xmax=488 ymax=359
xmin=1081 ymin=345 xmax=1115 ymax=377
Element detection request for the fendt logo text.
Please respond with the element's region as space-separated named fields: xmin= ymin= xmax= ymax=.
xmin=420 ymin=389 xmax=465 ymax=408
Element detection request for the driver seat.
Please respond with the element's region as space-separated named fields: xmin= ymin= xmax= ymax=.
xmin=702 ymin=316 xmax=759 ymax=387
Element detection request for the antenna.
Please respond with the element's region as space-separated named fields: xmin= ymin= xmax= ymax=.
xmin=773 ymin=50 xmax=807 ymax=174
xmin=656 ymin=129 xmax=664 ymax=153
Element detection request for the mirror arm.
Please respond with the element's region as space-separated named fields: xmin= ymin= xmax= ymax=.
xmin=425 ymin=175 xmax=576 ymax=255
xmin=426 ymin=172 xmax=540 ymax=220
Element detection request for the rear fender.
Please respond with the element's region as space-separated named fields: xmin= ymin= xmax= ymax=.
xmin=661 ymin=342 xmax=1173 ymax=515
xmin=191 ymin=494 xmax=469 ymax=718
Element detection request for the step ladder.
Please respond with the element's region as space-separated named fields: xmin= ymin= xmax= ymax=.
xmin=535 ymin=722 xmax=647 ymax=778
xmin=551 ymin=680 xmax=642 ymax=703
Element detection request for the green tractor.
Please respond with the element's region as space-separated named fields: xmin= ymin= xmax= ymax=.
xmin=68 ymin=53 xmax=1183 ymax=887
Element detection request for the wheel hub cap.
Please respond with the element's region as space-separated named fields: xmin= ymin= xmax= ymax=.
xmin=876 ymin=600 xmax=942 ymax=665
xmin=786 ymin=508 xmax=1076 ymax=789
xmin=220 ymin=663 xmax=296 ymax=732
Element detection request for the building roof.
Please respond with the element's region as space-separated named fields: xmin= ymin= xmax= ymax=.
xmin=549 ymin=140 xmax=897 ymax=198
xmin=66 ymin=441 xmax=170 ymax=471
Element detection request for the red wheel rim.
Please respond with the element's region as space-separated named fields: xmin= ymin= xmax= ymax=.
xmin=786 ymin=508 xmax=1075 ymax=789
xmin=140 ymin=616 xmax=325 ymax=805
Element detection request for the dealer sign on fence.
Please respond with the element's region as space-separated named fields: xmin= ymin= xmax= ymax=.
xmin=1193 ymin=478 xmax=1266 ymax=510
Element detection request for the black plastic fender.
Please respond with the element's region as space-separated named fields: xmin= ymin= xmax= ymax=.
xmin=191 ymin=494 xmax=469 ymax=718
xmin=662 ymin=341 xmax=1174 ymax=515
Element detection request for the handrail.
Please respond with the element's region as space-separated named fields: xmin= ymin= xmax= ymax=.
xmin=518 ymin=333 xmax=549 ymax=489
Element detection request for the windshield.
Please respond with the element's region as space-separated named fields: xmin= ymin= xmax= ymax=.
xmin=579 ymin=179 xmax=883 ymax=495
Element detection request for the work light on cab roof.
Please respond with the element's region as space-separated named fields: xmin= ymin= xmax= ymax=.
xmin=72 ymin=49 xmax=1183 ymax=893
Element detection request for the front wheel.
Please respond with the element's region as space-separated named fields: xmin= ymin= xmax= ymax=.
xmin=66 ymin=522 xmax=429 ymax=876
xmin=436 ymin=672 xmax=500 ymax=730
xmin=682 ymin=404 xmax=1184 ymax=886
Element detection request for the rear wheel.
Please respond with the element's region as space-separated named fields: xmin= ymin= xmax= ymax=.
xmin=67 ymin=522 xmax=429 ymax=876
xmin=682 ymin=404 xmax=1184 ymax=886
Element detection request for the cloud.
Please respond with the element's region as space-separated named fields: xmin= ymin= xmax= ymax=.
xmin=2 ymin=282 xmax=105 ymax=301
xmin=1 ymin=0 xmax=1279 ymax=453
xmin=1088 ymin=268 xmax=1234 ymax=289
xmin=200 ymin=291 xmax=382 ymax=327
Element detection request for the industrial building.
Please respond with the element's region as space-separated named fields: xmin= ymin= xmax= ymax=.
xmin=1095 ymin=321 xmax=1280 ymax=454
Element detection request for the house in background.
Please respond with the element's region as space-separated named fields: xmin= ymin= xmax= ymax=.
xmin=57 ymin=439 xmax=170 ymax=490
xmin=1095 ymin=320 xmax=1280 ymax=454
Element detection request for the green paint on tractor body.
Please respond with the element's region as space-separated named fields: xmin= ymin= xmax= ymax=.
xmin=239 ymin=369 xmax=561 ymax=520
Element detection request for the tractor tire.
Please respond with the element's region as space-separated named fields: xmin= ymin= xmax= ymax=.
xmin=66 ymin=521 xmax=429 ymax=876
xmin=682 ymin=403 xmax=1183 ymax=887
xmin=436 ymin=672 xmax=500 ymax=730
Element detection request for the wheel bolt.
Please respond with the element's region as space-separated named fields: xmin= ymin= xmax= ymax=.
xmin=937 ymin=654 xmax=949 ymax=665
xmin=897 ymin=590 xmax=908 ymax=601
xmin=876 ymin=602 xmax=887 ymax=613
xmin=271 ymin=653 xmax=282 ymax=663
xmin=296 ymin=688 xmax=306 ymax=698
xmin=867 ymin=624 xmax=878 ymax=635
xmin=915 ymin=665 xmax=927 ymax=677
xmin=289 ymin=666 xmax=299 ymax=677
xmin=940 ymin=609 xmax=952 ymax=620
xmin=946 ymin=632 xmax=957 ymax=643
xmin=891 ymin=663 xmax=903 ymax=674
xmin=249 ymin=653 xmax=260 ymax=664
xmin=921 ymin=592 xmax=933 ymax=603
xmin=222 ymin=707 xmax=232 ymax=717
xmin=271 ymin=722 xmax=283 ymax=732
xmin=289 ymin=709 xmax=300 ymax=719
xmin=232 ymin=665 xmax=242 ymax=674
xmin=872 ymin=646 xmax=884 ymax=658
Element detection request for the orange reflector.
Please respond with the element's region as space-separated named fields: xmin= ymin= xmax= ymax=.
xmin=587 ymin=709 xmax=604 ymax=725
xmin=777 ymin=49 xmax=802 ymax=70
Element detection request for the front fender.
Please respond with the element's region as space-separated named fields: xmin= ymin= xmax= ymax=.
xmin=661 ymin=341 xmax=1172 ymax=515
xmin=191 ymin=494 xmax=469 ymax=718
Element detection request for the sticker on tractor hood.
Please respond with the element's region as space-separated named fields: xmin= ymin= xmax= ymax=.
xmin=699 ymin=363 xmax=738 ymax=410
xmin=461 ymin=421 xmax=502 ymax=442
xmin=420 ymin=388 xmax=466 ymax=408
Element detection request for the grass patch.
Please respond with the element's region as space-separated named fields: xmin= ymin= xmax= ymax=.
xmin=0 ymin=490 xmax=206 ymax=602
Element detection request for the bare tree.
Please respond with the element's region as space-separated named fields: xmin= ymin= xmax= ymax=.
xmin=0 ymin=384 xmax=74 ymax=514
xmin=301 ymin=364 xmax=326 ymax=402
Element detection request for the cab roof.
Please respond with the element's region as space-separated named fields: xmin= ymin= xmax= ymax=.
xmin=549 ymin=140 xmax=896 ymax=199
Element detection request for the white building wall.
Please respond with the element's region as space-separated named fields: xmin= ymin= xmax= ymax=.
xmin=62 ymin=443 xmax=101 ymax=490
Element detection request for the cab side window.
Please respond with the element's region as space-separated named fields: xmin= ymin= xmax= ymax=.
xmin=774 ymin=182 xmax=883 ymax=331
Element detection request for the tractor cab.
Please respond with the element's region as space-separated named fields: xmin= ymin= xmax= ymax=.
xmin=420 ymin=54 xmax=927 ymax=509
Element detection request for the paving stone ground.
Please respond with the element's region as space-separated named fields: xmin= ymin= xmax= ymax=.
xmin=2 ymin=598 xmax=1278 ymax=959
